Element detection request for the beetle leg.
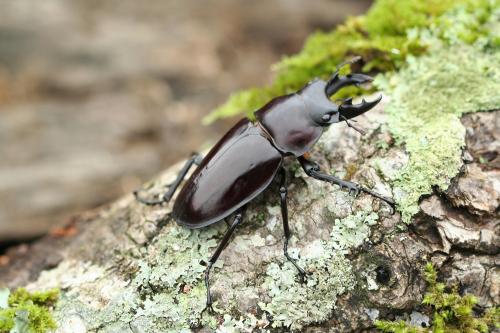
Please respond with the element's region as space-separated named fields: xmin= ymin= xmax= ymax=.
xmin=202 ymin=207 xmax=245 ymax=314
xmin=298 ymin=156 xmax=395 ymax=213
xmin=278 ymin=168 xmax=307 ymax=282
xmin=223 ymin=217 xmax=231 ymax=228
xmin=359 ymin=186 xmax=396 ymax=214
xmin=134 ymin=153 xmax=202 ymax=205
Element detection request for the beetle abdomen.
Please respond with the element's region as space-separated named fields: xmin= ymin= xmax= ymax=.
xmin=172 ymin=119 xmax=282 ymax=228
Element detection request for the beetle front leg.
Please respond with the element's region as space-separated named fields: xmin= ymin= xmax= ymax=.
xmin=278 ymin=168 xmax=307 ymax=282
xmin=298 ymin=156 xmax=395 ymax=213
xmin=134 ymin=152 xmax=203 ymax=205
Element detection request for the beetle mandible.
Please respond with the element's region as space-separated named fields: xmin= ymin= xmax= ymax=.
xmin=134 ymin=65 xmax=395 ymax=312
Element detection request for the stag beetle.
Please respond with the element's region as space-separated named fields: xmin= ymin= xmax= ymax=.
xmin=134 ymin=62 xmax=395 ymax=312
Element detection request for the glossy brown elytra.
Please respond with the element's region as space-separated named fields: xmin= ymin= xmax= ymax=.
xmin=134 ymin=63 xmax=395 ymax=312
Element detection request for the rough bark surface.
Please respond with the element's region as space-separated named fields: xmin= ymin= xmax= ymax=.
xmin=0 ymin=105 xmax=498 ymax=332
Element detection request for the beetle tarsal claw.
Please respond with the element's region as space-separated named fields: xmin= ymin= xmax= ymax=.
xmin=201 ymin=303 xmax=215 ymax=316
xmin=298 ymin=272 xmax=308 ymax=284
xmin=341 ymin=182 xmax=361 ymax=197
xmin=133 ymin=189 xmax=168 ymax=206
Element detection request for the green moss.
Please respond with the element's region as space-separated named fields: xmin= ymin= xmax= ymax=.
xmin=376 ymin=320 xmax=422 ymax=333
xmin=204 ymin=0 xmax=471 ymax=123
xmin=8 ymin=289 xmax=58 ymax=308
xmin=376 ymin=263 xmax=500 ymax=333
xmin=0 ymin=288 xmax=59 ymax=333
xmin=0 ymin=309 xmax=14 ymax=332
xmin=376 ymin=2 xmax=500 ymax=222
xmin=363 ymin=0 xmax=460 ymax=36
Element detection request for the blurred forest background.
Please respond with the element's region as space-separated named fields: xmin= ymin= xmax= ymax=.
xmin=0 ymin=1 xmax=372 ymax=247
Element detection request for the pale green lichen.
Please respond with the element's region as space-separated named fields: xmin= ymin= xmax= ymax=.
xmin=55 ymin=211 xmax=366 ymax=332
xmin=51 ymin=224 xmax=226 ymax=332
xmin=259 ymin=211 xmax=378 ymax=330
xmin=129 ymin=224 xmax=226 ymax=331
xmin=330 ymin=211 xmax=379 ymax=251
xmin=375 ymin=2 xmax=500 ymax=222
xmin=217 ymin=313 xmax=268 ymax=333
xmin=259 ymin=255 xmax=354 ymax=331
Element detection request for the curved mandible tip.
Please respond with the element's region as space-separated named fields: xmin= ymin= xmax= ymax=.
xmin=325 ymin=73 xmax=374 ymax=97
xmin=338 ymin=94 xmax=382 ymax=120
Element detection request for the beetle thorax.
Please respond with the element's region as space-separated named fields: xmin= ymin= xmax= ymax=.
xmin=255 ymin=94 xmax=323 ymax=156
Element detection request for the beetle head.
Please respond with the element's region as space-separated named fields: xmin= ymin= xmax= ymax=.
xmin=299 ymin=72 xmax=381 ymax=127
xmin=326 ymin=72 xmax=382 ymax=122
xmin=299 ymin=79 xmax=340 ymax=126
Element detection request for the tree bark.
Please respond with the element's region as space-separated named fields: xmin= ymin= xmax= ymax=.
xmin=1 ymin=105 xmax=498 ymax=332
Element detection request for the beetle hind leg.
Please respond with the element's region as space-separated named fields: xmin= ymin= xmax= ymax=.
xmin=134 ymin=153 xmax=202 ymax=206
xmin=202 ymin=207 xmax=245 ymax=314
xmin=278 ymin=168 xmax=307 ymax=282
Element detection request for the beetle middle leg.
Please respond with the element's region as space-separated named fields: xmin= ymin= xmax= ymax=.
xmin=298 ymin=156 xmax=395 ymax=212
xmin=202 ymin=206 xmax=245 ymax=314
xmin=278 ymin=167 xmax=307 ymax=282
xmin=134 ymin=152 xmax=203 ymax=205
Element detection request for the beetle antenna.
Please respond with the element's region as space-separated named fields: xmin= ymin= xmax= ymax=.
xmin=340 ymin=114 xmax=366 ymax=135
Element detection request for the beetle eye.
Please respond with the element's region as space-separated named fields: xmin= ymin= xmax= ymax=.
xmin=321 ymin=114 xmax=331 ymax=122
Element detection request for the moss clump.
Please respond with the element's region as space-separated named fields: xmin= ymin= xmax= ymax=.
xmin=204 ymin=0 xmax=472 ymax=123
xmin=375 ymin=263 xmax=500 ymax=333
xmin=376 ymin=2 xmax=500 ymax=222
xmin=0 ymin=288 xmax=59 ymax=333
